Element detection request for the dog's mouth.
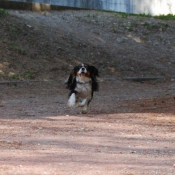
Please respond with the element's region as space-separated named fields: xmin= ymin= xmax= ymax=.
xmin=80 ymin=72 xmax=86 ymax=77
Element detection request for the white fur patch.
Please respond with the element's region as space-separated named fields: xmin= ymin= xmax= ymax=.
xmin=81 ymin=99 xmax=87 ymax=106
xmin=67 ymin=93 xmax=76 ymax=107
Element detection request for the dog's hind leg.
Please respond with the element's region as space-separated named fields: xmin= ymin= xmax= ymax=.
xmin=81 ymin=97 xmax=93 ymax=114
xmin=82 ymin=99 xmax=91 ymax=114
xmin=82 ymin=104 xmax=88 ymax=114
xmin=74 ymin=99 xmax=88 ymax=114
xmin=74 ymin=98 xmax=86 ymax=107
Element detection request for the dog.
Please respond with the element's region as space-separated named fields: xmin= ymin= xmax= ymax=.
xmin=66 ymin=63 xmax=99 ymax=114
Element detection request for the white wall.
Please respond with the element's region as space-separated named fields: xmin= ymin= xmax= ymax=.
xmin=7 ymin=0 xmax=175 ymax=15
xmin=133 ymin=0 xmax=175 ymax=15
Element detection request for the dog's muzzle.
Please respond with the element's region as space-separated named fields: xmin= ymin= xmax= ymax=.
xmin=79 ymin=67 xmax=87 ymax=76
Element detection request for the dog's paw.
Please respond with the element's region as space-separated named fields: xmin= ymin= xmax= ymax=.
xmin=82 ymin=109 xmax=88 ymax=114
xmin=67 ymin=100 xmax=75 ymax=107
xmin=67 ymin=93 xmax=76 ymax=107
xmin=82 ymin=106 xmax=88 ymax=114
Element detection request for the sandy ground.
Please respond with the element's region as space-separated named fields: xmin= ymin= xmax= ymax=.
xmin=1 ymin=79 xmax=175 ymax=175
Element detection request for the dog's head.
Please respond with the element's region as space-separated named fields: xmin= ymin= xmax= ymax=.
xmin=66 ymin=63 xmax=99 ymax=90
xmin=74 ymin=63 xmax=99 ymax=80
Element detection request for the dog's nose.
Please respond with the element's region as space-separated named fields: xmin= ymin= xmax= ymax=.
xmin=81 ymin=67 xmax=85 ymax=72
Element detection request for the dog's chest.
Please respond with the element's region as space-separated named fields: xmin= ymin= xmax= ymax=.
xmin=75 ymin=83 xmax=91 ymax=96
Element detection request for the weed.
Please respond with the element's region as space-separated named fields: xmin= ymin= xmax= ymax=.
xmin=108 ymin=11 xmax=151 ymax=18
xmin=120 ymin=13 xmax=129 ymax=18
xmin=0 ymin=8 xmax=8 ymax=16
xmin=86 ymin=13 xmax=91 ymax=18
xmin=8 ymin=72 xmax=24 ymax=80
xmin=131 ymin=13 xmax=152 ymax=18
xmin=158 ymin=22 xmax=169 ymax=31
xmin=125 ymin=24 xmax=133 ymax=31
xmin=13 ymin=44 xmax=19 ymax=50
xmin=155 ymin=14 xmax=175 ymax=20
xmin=143 ymin=22 xmax=169 ymax=31
xmin=20 ymin=49 xmax=26 ymax=55
xmin=109 ymin=61 xmax=115 ymax=67
xmin=19 ymin=76 xmax=24 ymax=80
xmin=8 ymin=72 xmax=18 ymax=79
xmin=113 ymin=28 xmax=117 ymax=33
xmin=85 ymin=13 xmax=98 ymax=18
xmin=145 ymin=23 xmax=153 ymax=30
xmin=12 ymin=44 xmax=26 ymax=55
xmin=140 ymin=36 xmax=148 ymax=41
xmin=8 ymin=72 xmax=34 ymax=80
xmin=26 ymin=72 xmax=35 ymax=79
xmin=108 ymin=10 xmax=174 ymax=21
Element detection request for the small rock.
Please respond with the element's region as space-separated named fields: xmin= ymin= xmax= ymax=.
xmin=168 ymin=62 xmax=172 ymax=65
xmin=116 ymin=38 xmax=123 ymax=43
xmin=154 ymin=42 xmax=159 ymax=45
xmin=130 ymin=151 xmax=137 ymax=154
xmin=26 ymin=24 xmax=32 ymax=28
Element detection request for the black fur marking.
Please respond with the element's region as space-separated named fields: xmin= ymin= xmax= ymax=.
xmin=66 ymin=70 xmax=77 ymax=90
xmin=69 ymin=90 xmax=77 ymax=97
xmin=89 ymin=65 xmax=99 ymax=77
xmin=89 ymin=65 xmax=99 ymax=92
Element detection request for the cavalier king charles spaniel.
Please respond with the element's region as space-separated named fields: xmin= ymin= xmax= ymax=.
xmin=66 ymin=63 xmax=99 ymax=114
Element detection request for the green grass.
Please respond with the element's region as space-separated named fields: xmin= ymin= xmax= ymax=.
xmin=125 ymin=23 xmax=135 ymax=31
xmin=108 ymin=10 xmax=175 ymax=20
xmin=107 ymin=11 xmax=152 ymax=18
xmin=8 ymin=72 xmax=20 ymax=80
xmin=12 ymin=44 xmax=19 ymax=50
xmin=118 ymin=12 xmax=151 ymax=18
xmin=0 ymin=8 xmax=8 ymax=16
xmin=154 ymin=14 xmax=175 ymax=20
xmin=26 ymin=72 xmax=35 ymax=79
xmin=8 ymin=72 xmax=35 ymax=80
xmin=8 ymin=72 xmax=25 ymax=80
xmin=12 ymin=44 xmax=26 ymax=55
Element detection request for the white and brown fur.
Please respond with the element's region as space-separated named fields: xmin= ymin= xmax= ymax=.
xmin=66 ymin=63 xmax=99 ymax=114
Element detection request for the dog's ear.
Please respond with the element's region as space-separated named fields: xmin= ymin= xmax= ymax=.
xmin=89 ymin=66 xmax=99 ymax=77
xmin=89 ymin=66 xmax=99 ymax=92
xmin=66 ymin=69 xmax=75 ymax=89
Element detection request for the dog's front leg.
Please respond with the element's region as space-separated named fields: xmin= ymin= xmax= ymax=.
xmin=67 ymin=93 xmax=76 ymax=107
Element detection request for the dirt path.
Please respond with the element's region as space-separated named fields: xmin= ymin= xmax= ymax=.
xmin=1 ymin=80 xmax=175 ymax=175
xmin=0 ymin=10 xmax=175 ymax=175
